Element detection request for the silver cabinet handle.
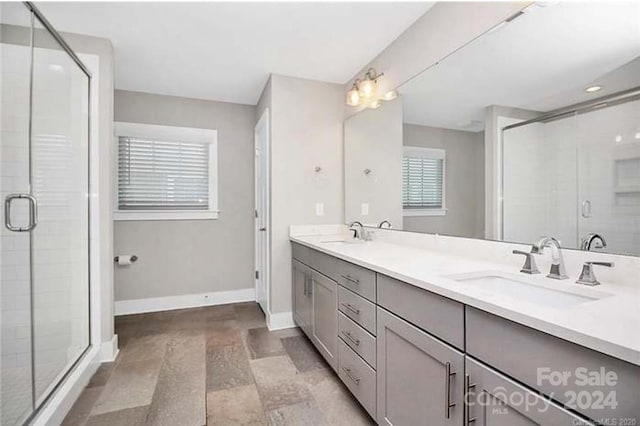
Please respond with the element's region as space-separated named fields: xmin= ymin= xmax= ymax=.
xmin=340 ymin=303 xmax=360 ymax=315
xmin=464 ymin=374 xmax=477 ymax=424
xmin=4 ymin=193 xmax=38 ymax=232
xmin=340 ymin=274 xmax=360 ymax=284
xmin=341 ymin=330 xmax=360 ymax=346
xmin=341 ymin=367 xmax=360 ymax=385
xmin=445 ymin=362 xmax=456 ymax=419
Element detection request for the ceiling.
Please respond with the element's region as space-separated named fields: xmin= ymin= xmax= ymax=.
xmin=35 ymin=2 xmax=434 ymax=105
xmin=399 ymin=1 xmax=640 ymax=132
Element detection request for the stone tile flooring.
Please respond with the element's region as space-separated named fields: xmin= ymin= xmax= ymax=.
xmin=63 ymin=302 xmax=374 ymax=425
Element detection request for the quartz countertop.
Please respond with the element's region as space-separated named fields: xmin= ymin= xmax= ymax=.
xmin=290 ymin=233 xmax=640 ymax=366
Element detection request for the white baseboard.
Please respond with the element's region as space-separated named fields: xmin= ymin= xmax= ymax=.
xmin=100 ymin=334 xmax=119 ymax=362
xmin=267 ymin=311 xmax=295 ymax=331
xmin=114 ymin=288 xmax=256 ymax=316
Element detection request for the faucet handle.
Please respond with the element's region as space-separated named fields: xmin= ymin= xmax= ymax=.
xmin=513 ymin=250 xmax=540 ymax=274
xmin=576 ymin=261 xmax=614 ymax=286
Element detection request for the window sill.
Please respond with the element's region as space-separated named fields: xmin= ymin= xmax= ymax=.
xmin=403 ymin=208 xmax=447 ymax=217
xmin=113 ymin=210 xmax=219 ymax=221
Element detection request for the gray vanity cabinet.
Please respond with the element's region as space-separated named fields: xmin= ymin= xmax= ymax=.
xmin=311 ymin=271 xmax=338 ymax=370
xmin=376 ymin=307 xmax=464 ymax=426
xmin=292 ymin=259 xmax=312 ymax=336
xmin=465 ymin=357 xmax=592 ymax=426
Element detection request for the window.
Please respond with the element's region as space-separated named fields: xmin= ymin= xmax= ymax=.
xmin=402 ymin=146 xmax=446 ymax=216
xmin=114 ymin=122 xmax=218 ymax=221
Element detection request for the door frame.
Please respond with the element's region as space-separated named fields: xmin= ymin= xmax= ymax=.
xmin=254 ymin=108 xmax=271 ymax=315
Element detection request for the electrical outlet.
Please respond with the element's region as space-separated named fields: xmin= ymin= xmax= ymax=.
xmin=361 ymin=203 xmax=369 ymax=216
xmin=315 ymin=203 xmax=324 ymax=216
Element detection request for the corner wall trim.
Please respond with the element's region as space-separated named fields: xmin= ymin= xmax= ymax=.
xmin=99 ymin=334 xmax=119 ymax=362
xmin=267 ymin=311 xmax=295 ymax=331
xmin=114 ymin=288 xmax=256 ymax=316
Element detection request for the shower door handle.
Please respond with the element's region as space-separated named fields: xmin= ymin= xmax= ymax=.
xmin=4 ymin=193 xmax=38 ymax=232
xmin=581 ymin=200 xmax=592 ymax=218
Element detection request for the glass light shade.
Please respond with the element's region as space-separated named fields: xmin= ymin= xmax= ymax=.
xmin=369 ymin=99 xmax=381 ymax=109
xmin=382 ymin=90 xmax=397 ymax=101
xmin=359 ymin=78 xmax=377 ymax=99
xmin=346 ymin=88 xmax=360 ymax=106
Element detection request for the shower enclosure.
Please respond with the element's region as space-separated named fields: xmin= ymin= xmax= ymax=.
xmin=1 ymin=3 xmax=91 ymax=424
xmin=502 ymin=89 xmax=640 ymax=257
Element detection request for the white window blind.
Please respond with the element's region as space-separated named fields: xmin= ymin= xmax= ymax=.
xmin=118 ymin=136 xmax=210 ymax=210
xmin=402 ymin=147 xmax=445 ymax=210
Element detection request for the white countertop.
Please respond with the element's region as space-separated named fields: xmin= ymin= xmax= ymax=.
xmin=291 ymin=233 xmax=640 ymax=366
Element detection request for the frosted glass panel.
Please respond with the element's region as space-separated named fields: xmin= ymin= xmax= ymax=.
xmin=30 ymin=16 xmax=90 ymax=404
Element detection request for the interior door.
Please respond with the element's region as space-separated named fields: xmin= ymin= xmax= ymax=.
xmin=30 ymin=14 xmax=91 ymax=404
xmin=254 ymin=108 xmax=270 ymax=313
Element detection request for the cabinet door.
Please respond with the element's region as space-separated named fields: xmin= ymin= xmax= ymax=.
xmin=292 ymin=260 xmax=312 ymax=336
xmin=377 ymin=308 xmax=464 ymax=426
xmin=466 ymin=358 xmax=592 ymax=426
xmin=311 ymin=271 xmax=338 ymax=370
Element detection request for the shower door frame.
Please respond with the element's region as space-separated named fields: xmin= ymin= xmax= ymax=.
xmin=20 ymin=2 xmax=94 ymax=424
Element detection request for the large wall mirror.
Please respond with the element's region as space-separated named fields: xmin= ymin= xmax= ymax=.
xmin=344 ymin=1 xmax=640 ymax=256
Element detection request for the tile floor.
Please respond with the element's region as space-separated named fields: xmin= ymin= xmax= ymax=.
xmin=62 ymin=302 xmax=374 ymax=425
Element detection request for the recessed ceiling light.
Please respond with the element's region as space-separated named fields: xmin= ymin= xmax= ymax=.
xmin=585 ymin=85 xmax=602 ymax=93
xmin=49 ymin=64 xmax=64 ymax=72
xmin=615 ymin=135 xmax=622 ymax=143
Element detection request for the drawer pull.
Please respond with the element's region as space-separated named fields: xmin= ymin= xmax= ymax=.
xmin=341 ymin=330 xmax=360 ymax=346
xmin=341 ymin=274 xmax=360 ymax=284
xmin=340 ymin=303 xmax=360 ymax=315
xmin=464 ymin=374 xmax=477 ymax=424
xmin=342 ymin=367 xmax=361 ymax=385
xmin=445 ymin=362 xmax=457 ymax=419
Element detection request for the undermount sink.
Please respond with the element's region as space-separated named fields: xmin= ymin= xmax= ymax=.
xmin=450 ymin=272 xmax=610 ymax=309
xmin=320 ymin=238 xmax=365 ymax=245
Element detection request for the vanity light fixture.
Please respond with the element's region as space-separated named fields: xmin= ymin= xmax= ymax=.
xmin=346 ymin=81 xmax=361 ymax=106
xmin=359 ymin=68 xmax=383 ymax=99
xmin=345 ymin=68 xmax=393 ymax=107
xmin=585 ymin=85 xmax=602 ymax=93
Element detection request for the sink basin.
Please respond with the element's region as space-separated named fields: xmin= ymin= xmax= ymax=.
xmin=451 ymin=272 xmax=608 ymax=309
xmin=320 ymin=239 xmax=365 ymax=245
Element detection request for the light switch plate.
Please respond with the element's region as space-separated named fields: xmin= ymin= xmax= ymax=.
xmin=315 ymin=203 xmax=324 ymax=216
xmin=361 ymin=203 xmax=369 ymax=216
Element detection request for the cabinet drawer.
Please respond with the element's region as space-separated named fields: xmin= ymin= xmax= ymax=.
xmin=338 ymin=312 xmax=376 ymax=369
xmin=337 ymin=260 xmax=376 ymax=302
xmin=338 ymin=286 xmax=376 ymax=335
xmin=338 ymin=339 xmax=376 ymax=419
xmin=467 ymin=307 xmax=640 ymax=422
xmin=309 ymin=249 xmax=338 ymax=281
xmin=377 ymin=274 xmax=464 ymax=349
xmin=291 ymin=242 xmax=310 ymax=265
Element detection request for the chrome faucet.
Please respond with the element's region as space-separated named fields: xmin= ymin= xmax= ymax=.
xmin=512 ymin=248 xmax=540 ymax=274
xmin=378 ymin=220 xmax=391 ymax=229
xmin=580 ymin=233 xmax=607 ymax=251
xmin=532 ymin=236 xmax=568 ymax=280
xmin=348 ymin=221 xmax=364 ymax=239
xmin=576 ymin=261 xmax=614 ymax=286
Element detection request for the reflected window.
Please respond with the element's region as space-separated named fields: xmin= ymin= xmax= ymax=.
xmin=402 ymin=146 xmax=446 ymax=216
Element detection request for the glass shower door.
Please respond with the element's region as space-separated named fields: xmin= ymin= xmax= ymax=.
xmin=1 ymin=4 xmax=36 ymax=424
xmin=1 ymin=3 xmax=91 ymax=424
xmin=30 ymin=14 xmax=90 ymax=405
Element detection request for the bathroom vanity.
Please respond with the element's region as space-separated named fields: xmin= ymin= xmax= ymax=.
xmin=290 ymin=231 xmax=640 ymax=426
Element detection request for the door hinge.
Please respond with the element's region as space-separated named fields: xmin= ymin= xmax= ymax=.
xmin=255 ymin=210 xmax=258 ymax=218
xmin=255 ymin=270 xmax=259 ymax=279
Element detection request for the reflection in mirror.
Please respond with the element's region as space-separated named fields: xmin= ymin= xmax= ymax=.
xmin=343 ymin=1 xmax=640 ymax=256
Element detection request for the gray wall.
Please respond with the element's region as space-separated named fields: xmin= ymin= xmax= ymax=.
xmin=345 ymin=98 xmax=403 ymax=227
xmin=270 ymin=75 xmax=344 ymax=314
xmin=403 ymin=123 xmax=485 ymax=238
xmin=113 ymin=90 xmax=256 ymax=301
